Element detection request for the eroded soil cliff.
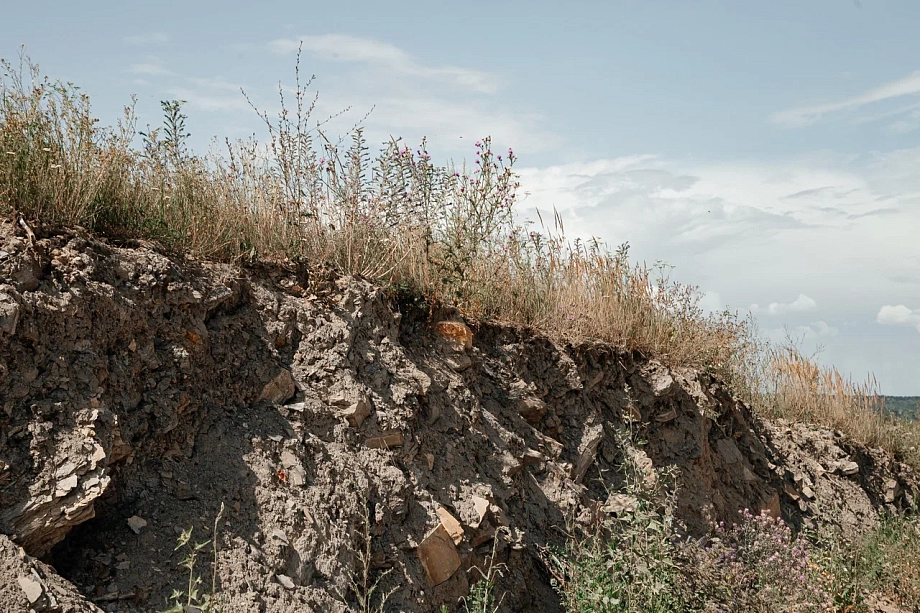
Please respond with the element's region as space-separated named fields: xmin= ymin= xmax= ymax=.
xmin=0 ymin=223 xmax=915 ymax=612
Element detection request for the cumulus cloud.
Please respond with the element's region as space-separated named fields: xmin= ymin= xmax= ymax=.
xmin=877 ymin=304 xmax=920 ymax=332
xmin=812 ymin=320 xmax=840 ymax=337
xmin=267 ymin=34 xmax=497 ymax=94
xmin=750 ymin=294 xmax=818 ymax=316
xmin=763 ymin=321 xmax=839 ymax=346
xmin=772 ymin=70 xmax=920 ymax=127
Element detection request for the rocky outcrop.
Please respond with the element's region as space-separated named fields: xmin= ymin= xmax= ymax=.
xmin=0 ymin=222 xmax=915 ymax=612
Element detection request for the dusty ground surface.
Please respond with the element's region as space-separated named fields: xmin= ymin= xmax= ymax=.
xmin=0 ymin=221 xmax=916 ymax=612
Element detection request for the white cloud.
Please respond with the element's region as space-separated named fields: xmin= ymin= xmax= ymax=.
xmin=773 ymin=70 xmax=920 ymax=127
xmin=812 ymin=320 xmax=840 ymax=337
xmin=877 ymin=304 xmax=920 ymax=332
xmin=267 ymin=34 xmax=498 ymax=94
xmin=123 ymin=32 xmax=169 ymax=45
xmin=750 ymin=294 xmax=818 ymax=316
xmin=512 ymin=150 xmax=920 ymax=397
xmin=164 ymin=86 xmax=251 ymax=112
xmin=763 ymin=321 xmax=839 ymax=346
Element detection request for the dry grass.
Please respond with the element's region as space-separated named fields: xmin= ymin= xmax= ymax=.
xmin=752 ymin=343 xmax=920 ymax=467
xmin=0 ymin=50 xmax=752 ymax=376
xmin=2 ymin=50 xmax=917 ymax=466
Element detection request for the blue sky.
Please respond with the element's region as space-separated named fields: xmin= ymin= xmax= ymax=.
xmin=4 ymin=1 xmax=919 ymax=393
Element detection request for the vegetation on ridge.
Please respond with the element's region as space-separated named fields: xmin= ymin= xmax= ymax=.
xmin=3 ymin=49 xmax=920 ymax=612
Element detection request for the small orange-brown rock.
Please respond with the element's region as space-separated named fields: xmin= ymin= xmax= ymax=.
xmin=762 ymin=492 xmax=781 ymax=519
xmin=365 ymin=431 xmax=405 ymax=449
xmin=436 ymin=507 xmax=464 ymax=545
xmin=259 ymin=369 xmax=296 ymax=404
xmin=417 ymin=524 xmax=461 ymax=586
xmin=434 ymin=321 xmax=473 ymax=349
xmin=515 ymin=397 xmax=546 ymax=424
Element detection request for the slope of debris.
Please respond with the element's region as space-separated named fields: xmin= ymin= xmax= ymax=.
xmin=0 ymin=222 xmax=915 ymax=612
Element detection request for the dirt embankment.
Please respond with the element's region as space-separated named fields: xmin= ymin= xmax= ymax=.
xmin=0 ymin=223 xmax=915 ymax=612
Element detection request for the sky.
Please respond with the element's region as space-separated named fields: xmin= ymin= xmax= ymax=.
xmin=3 ymin=0 xmax=918 ymax=393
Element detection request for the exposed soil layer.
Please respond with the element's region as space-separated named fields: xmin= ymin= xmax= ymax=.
xmin=0 ymin=222 xmax=915 ymax=612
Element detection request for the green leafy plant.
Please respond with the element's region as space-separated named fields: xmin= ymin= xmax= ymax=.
xmin=140 ymin=99 xmax=191 ymax=169
xmin=341 ymin=487 xmax=396 ymax=613
xmin=463 ymin=528 xmax=507 ymax=613
xmin=160 ymin=503 xmax=224 ymax=613
xmin=548 ymin=438 xmax=686 ymax=613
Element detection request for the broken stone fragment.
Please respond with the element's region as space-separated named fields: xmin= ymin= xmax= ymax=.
xmin=445 ymin=353 xmax=472 ymax=372
xmin=839 ymin=461 xmax=860 ymax=476
xmin=470 ymin=519 xmax=497 ymax=548
xmin=127 ymin=516 xmax=147 ymax=534
xmin=649 ymin=369 xmax=675 ymax=396
xmin=288 ymin=467 xmax=306 ymax=487
xmin=276 ymin=574 xmax=296 ymax=589
xmin=603 ymin=493 xmax=639 ymax=515
xmin=259 ymin=369 xmax=296 ymax=404
xmin=17 ymin=575 xmax=43 ymax=604
xmin=55 ymin=474 xmax=79 ymax=498
xmin=522 ymin=449 xmax=544 ymax=466
xmin=470 ymin=496 xmax=491 ymax=529
xmin=0 ymin=293 xmax=20 ymax=335
xmin=337 ymin=395 xmax=372 ymax=428
xmin=365 ymin=431 xmax=404 ymax=449
xmin=623 ymin=446 xmax=658 ymax=489
xmin=572 ymin=424 xmax=605 ymax=483
xmin=436 ymin=507 xmax=464 ymax=545
xmin=762 ymin=492 xmax=781 ymax=519
xmin=655 ymin=407 xmax=678 ymax=423
xmin=500 ymin=453 xmax=524 ymax=478
xmin=884 ymin=479 xmax=900 ymax=503
xmin=515 ymin=397 xmax=546 ymax=424
xmin=270 ymin=529 xmax=289 ymax=546
xmin=279 ymin=451 xmax=299 ymax=469
xmin=417 ymin=524 xmax=461 ymax=586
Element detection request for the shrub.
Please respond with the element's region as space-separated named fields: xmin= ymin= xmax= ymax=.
xmin=680 ymin=509 xmax=832 ymax=613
